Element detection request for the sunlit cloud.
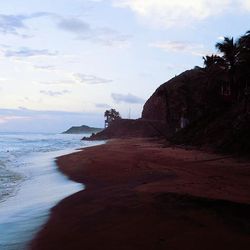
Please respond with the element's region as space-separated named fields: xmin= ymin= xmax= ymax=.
xmin=113 ymin=0 xmax=233 ymax=28
xmin=217 ymin=36 xmax=225 ymax=41
xmin=240 ymin=0 xmax=250 ymax=10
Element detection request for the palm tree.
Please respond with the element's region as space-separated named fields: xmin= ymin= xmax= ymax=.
xmin=110 ymin=109 xmax=121 ymax=120
xmin=104 ymin=109 xmax=121 ymax=127
xmin=104 ymin=110 xmax=111 ymax=128
xmin=203 ymin=54 xmax=224 ymax=68
xmin=238 ymin=31 xmax=250 ymax=108
xmin=238 ymin=31 xmax=250 ymax=77
xmin=201 ymin=54 xmax=226 ymax=104
xmin=215 ymin=37 xmax=240 ymax=99
xmin=202 ymin=54 xmax=226 ymax=91
xmin=215 ymin=37 xmax=239 ymax=71
xmin=238 ymin=31 xmax=250 ymax=55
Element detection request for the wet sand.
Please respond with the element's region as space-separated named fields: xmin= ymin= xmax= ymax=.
xmin=31 ymin=138 xmax=250 ymax=250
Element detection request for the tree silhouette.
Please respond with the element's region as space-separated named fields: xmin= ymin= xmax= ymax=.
xmin=201 ymin=31 xmax=250 ymax=107
xmin=238 ymin=31 xmax=250 ymax=82
xmin=104 ymin=108 xmax=121 ymax=127
xmin=215 ymin=37 xmax=239 ymax=70
xmin=203 ymin=54 xmax=224 ymax=68
xmin=215 ymin=37 xmax=240 ymax=99
xmin=238 ymin=31 xmax=250 ymax=110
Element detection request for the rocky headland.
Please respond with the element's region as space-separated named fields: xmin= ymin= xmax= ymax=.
xmin=89 ymin=67 xmax=250 ymax=156
xmin=63 ymin=125 xmax=102 ymax=134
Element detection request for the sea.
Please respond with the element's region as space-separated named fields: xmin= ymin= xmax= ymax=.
xmin=0 ymin=132 xmax=104 ymax=250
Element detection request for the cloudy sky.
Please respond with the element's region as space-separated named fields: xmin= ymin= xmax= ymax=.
xmin=1 ymin=0 xmax=250 ymax=132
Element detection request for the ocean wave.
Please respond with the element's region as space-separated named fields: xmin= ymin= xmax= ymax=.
xmin=0 ymin=132 xmax=90 ymax=203
xmin=0 ymin=167 xmax=23 ymax=203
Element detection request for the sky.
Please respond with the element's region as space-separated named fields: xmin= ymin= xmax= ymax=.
xmin=1 ymin=0 xmax=250 ymax=132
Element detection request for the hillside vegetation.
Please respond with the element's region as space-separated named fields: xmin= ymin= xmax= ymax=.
xmin=143 ymin=31 xmax=250 ymax=155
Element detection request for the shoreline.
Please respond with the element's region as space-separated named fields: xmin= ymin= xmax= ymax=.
xmin=31 ymin=138 xmax=250 ymax=250
xmin=0 ymin=148 xmax=83 ymax=250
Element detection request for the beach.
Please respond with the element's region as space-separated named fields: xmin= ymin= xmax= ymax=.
xmin=31 ymin=138 xmax=250 ymax=250
xmin=0 ymin=132 xmax=102 ymax=250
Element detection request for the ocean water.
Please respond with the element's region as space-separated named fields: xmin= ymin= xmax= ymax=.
xmin=0 ymin=132 xmax=104 ymax=250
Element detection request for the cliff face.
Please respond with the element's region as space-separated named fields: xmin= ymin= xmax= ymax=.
xmin=142 ymin=68 xmax=250 ymax=155
xmin=142 ymin=68 xmax=209 ymax=131
xmin=90 ymin=68 xmax=219 ymax=140
xmin=89 ymin=67 xmax=250 ymax=155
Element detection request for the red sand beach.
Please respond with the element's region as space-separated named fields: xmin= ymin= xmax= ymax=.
xmin=31 ymin=138 xmax=250 ymax=250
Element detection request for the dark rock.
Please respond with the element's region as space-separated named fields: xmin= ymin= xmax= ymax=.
xmin=87 ymin=119 xmax=167 ymax=140
xmin=88 ymin=67 xmax=250 ymax=155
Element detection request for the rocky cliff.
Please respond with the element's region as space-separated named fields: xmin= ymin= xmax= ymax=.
xmin=142 ymin=68 xmax=210 ymax=131
xmin=142 ymin=67 xmax=250 ymax=155
xmin=88 ymin=67 xmax=250 ymax=155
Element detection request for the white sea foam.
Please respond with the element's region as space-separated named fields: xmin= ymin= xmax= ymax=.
xmin=0 ymin=132 xmax=104 ymax=250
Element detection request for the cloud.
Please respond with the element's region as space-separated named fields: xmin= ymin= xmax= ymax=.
xmin=217 ymin=36 xmax=225 ymax=41
xmin=150 ymin=41 xmax=211 ymax=56
xmin=240 ymin=0 xmax=250 ymax=10
xmin=57 ymin=17 xmax=90 ymax=33
xmin=74 ymin=73 xmax=113 ymax=84
xmin=0 ymin=12 xmax=50 ymax=36
xmin=113 ymin=0 xmax=232 ymax=28
xmin=0 ymin=12 xmax=130 ymax=46
xmin=0 ymin=115 xmax=30 ymax=124
xmin=111 ymin=93 xmax=145 ymax=104
xmin=4 ymin=47 xmax=58 ymax=58
xmin=95 ymin=103 xmax=111 ymax=109
xmin=0 ymin=14 xmax=26 ymax=35
xmin=57 ymin=17 xmax=130 ymax=47
xmin=40 ymin=89 xmax=71 ymax=96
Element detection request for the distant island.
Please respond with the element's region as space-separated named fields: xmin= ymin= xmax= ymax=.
xmin=62 ymin=125 xmax=103 ymax=134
